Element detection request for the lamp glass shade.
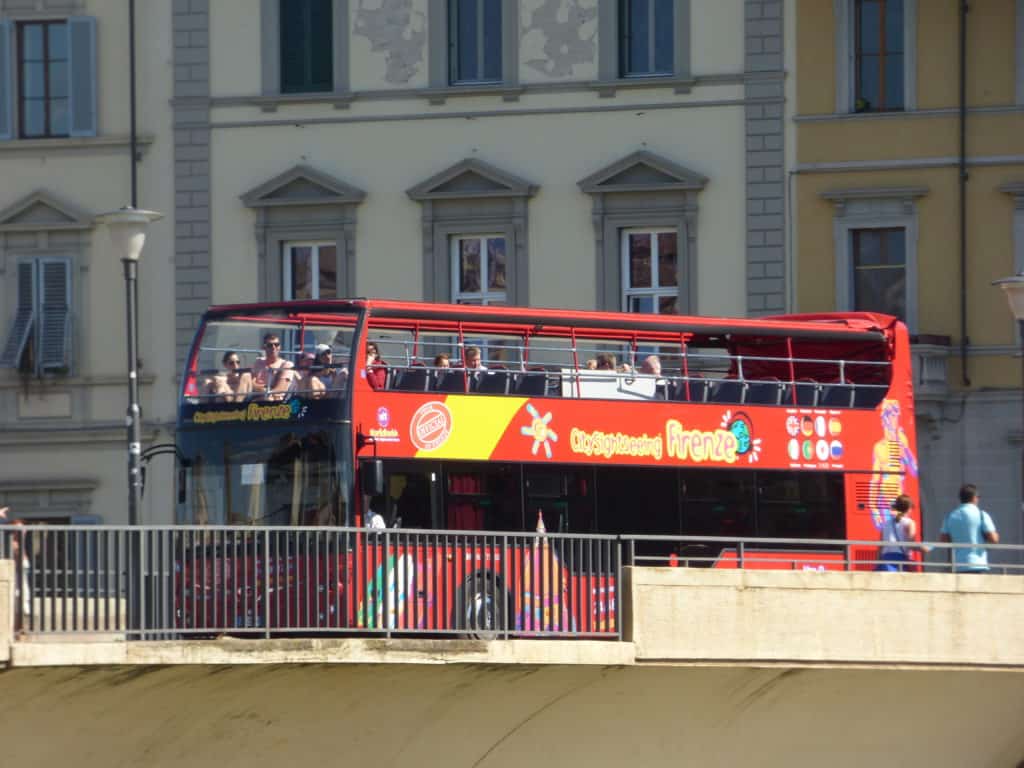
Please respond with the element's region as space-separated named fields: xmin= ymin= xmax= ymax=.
xmin=96 ymin=208 xmax=163 ymax=263
xmin=993 ymin=275 xmax=1024 ymax=322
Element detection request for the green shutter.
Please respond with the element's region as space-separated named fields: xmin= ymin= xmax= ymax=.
xmin=39 ymin=258 xmax=71 ymax=372
xmin=0 ymin=20 xmax=12 ymax=140
xmin=0 ymin=262 xmax=36 ymax=368
xmin=68 ymin=17 xmax=97 ymax=137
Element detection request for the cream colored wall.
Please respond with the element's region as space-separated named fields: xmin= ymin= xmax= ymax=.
xmin=690 ymin=0 xmax=744 ymax=76
xmin=350 ymin=0 xmax=430 ymax=90
xmin=794 ymin=1 xmax=834 ymax=115
xmin=209 ymin=95 xmax=748 ymax=315
xmin=210 ymin=0 xmax=262 ymax=96
xmin=0 ymin=0 xmax=178 ymax=525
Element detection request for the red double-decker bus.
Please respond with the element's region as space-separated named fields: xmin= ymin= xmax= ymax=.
xmin=175 ymin=299 xmax=918 ymax=636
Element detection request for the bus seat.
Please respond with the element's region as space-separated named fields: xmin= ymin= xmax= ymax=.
xmin=670 ymin=375 xmax=707 ymax=402
xmin=435 ymin=369 xmax=468 ymax=393
xmin=709 ymin=379 xmax=747 ymax=404
xmin=393 ymin=364 xmax=429 ymax=392
xmin=475 ymin=365 xmax=510 ymax=394
xmin=746 ymin=378 xmax=783 ymax=405
xmin=794 ymin=379 xmax=822 ymax=406
xmin=820 ymin=383 xmax=854 ymax=408
xmin=853 ymin=384 xmax=887 ymax=408
xmin=515 ymin=367 xmax=548 ymax=396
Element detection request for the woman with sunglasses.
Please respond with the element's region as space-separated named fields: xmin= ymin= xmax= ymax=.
xmin=202 ymin=350 xmax=253 ymax=403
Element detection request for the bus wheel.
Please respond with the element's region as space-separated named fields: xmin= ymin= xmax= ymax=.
xmin=459 ymin=575 xmax=505 ymax=641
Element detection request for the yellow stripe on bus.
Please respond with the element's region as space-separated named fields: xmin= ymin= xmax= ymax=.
xmin=416 ymin=395 xmax=527 ymax=459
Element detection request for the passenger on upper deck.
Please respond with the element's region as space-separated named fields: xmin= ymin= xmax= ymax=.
xmin=640 ymin=355 xmax=662 ymax=376
xmin=465 ymin=346 xmax=487 ymax=371
xmin=595 ymin=353 xmax=616 ymax=371
xmin=314 ymin=343 xmax=348 ymax=395
xmin=365 ymin=342 xmax=387 ymax=390
xmin=201 ymin=350 xmax=253 ymax=403
xmin=291 ymin=352 xmax=327 ymax=398
xmin=251 ymin=333 xmax=294 ymax=394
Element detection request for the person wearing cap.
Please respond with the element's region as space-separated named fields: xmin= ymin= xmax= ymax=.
xmin=291 ymin=351 xmax=326 ymax=399
xmin=314 ymin=343 xmax=348 ymax=396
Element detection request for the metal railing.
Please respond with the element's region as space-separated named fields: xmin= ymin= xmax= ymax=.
xmin=0 ymin=526 xmax=620 ymax=641
xmin=1 ymin=526 xmax=1021 ymax=640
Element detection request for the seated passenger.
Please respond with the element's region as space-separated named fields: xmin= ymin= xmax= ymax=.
xmin=251 ymin=333 xmax=293 ymax=394
xmin=465 ymin=346 xmax=487 ymax=371
xmin=292 ymin=352 xmax=326 ymax=399
xmin=201 ymin=351 xmax=253 ymax=403
xmin=365 ymin=342 xmax=387 ymax=390
xmin=595 ymin=352 xmax=617 ymax=371
xmin=314 ymin=344 xmax=348 ymax=396
xmin=432 ymin=353 xmax=451 ymax=388
xmin=640 ymin=355 xmax=662 ymax=376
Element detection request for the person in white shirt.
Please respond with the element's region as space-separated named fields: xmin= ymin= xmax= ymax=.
xmin=876 ymin=494 xmax=917 ymax=572
xmin=365 ymin=497 xmax=386 ymax=530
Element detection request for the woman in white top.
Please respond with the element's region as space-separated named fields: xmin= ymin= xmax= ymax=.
xmin=876 ymin=494 xmax=917 ymax=572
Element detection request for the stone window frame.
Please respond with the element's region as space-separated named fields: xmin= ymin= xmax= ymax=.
xmin=821 ymin=186 xmax=927 ymax=333
xmin=241 ymin=165 xmax=365 ymax=302
xmin=0 ymin=190 xmax=92 ymax=380
xmin=427 ymin=0 xmax=519 ymax=90
xmin=1001 ymin=181 xmax=1024 ymax=342
xmin=578 ymin=150 xmax=706 ymax=313
xmin=260 ymin=0 xmax=350 ymax=97
xmin=407 ymin=158 xmax=537 ymax=305
xmin=597 ymin=0 xmax=691 ymax=93
xmin=450 ymin=233 xmax=508 ymax=304
xmin=833 ymin=0 xmax=917 ymax=114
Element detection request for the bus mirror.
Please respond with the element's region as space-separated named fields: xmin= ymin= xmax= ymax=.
xmin=363 ymin=459 xmax=385 ymax=497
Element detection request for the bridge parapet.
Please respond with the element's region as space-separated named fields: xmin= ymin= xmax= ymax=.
xmin=625 ymin=567 xmax=1024 ymax=668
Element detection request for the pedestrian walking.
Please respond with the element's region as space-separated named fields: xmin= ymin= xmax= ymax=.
xmin=940 ymin=483 xmax=999 ymax=572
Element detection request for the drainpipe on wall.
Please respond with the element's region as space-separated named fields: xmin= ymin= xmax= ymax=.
xmin=959 ymin=0 xmax=971 ymax=386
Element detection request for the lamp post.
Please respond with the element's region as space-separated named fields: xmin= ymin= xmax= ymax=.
xmin=97 ymin=207 xmax=163 ymax=526
xmin=993 ymin=272 xmax=1024 ymax=548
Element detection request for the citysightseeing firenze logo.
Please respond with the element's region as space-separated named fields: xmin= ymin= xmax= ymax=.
xmin=191 ymin=399 xmax=307 ymax=424
xmin=563 ymin=410 xmax=761 ymax=466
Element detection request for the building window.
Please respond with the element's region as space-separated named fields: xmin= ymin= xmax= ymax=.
xmin=449 ymin=0 xmax=502 ymax=84
xmin=621 ymin=229 xmax=678 ymax=314
xmin=280 ymin=0 xmax=334 ymax=93
xmin=1 ymin=257 xmax=71 ymax=375
xmin=854 ymin=0 xmax=904 ymax=112
xmin=451 ymin=235 xmax=507 ymax=304
xmin=850 ymin=227 xmax=906 ymax=320
xmin=620 ymin=0 xmax=674 ymax=77
xmin=18 ymin=21 xmax=68 ymax=138
xmin=0 ymin=17 xmax=96 ymax=141
xmin=283 ymin=242 xmax=338 ymax=300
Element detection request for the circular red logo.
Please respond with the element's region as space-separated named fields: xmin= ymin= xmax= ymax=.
xmin=409 ymin=401 xmax=453 ymax=451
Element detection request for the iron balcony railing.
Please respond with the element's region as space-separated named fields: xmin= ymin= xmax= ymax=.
xmin=1 ymin=526 xmax=1021 ymax=640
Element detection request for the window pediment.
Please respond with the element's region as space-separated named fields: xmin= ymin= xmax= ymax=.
xmin=406 ymin=158 xmax=538 ymax=201
xmin=241 ymin=164 xmax=366 ymax=208
xmin=578 ymin=151 xmax=708 ymax=195
xmin=0 ymin=191 xmax=93 ymax=232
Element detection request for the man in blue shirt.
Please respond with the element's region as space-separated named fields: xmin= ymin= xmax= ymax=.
xmin=940 ymin=484 xmax=999 ymax=572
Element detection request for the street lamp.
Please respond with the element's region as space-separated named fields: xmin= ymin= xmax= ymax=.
xmin=993 ymin=272 xmax=1024 ymax=547
xmin=97 ymin=207 xmax=163 ymax=526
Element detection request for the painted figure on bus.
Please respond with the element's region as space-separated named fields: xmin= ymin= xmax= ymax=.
xmin=868 ymin=398 xmax=918 ymax=531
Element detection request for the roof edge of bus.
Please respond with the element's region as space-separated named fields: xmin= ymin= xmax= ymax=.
xmin=199 ymin=299 xmax=892 ymax=338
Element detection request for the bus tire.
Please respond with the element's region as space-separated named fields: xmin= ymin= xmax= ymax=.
xmin=458 ymin=574 xmax=506 ymax=641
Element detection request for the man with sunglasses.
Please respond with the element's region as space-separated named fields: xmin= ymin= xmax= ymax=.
xmin=252 ymin=333 xmax=294 ymax=395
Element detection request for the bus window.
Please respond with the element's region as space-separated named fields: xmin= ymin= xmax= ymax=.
xmin=756 ymin=472 xmax=844 ymax=540
xmin=680 ymin=470 xmax=755 ymax=538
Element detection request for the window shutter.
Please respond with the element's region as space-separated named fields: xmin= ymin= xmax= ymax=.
xmin=67 ymin=16 xmax=97 ymax=137
xmin=0 ymin=262 xmax=37 ymax=368
xmin=39 ymin=258 xmax=71 ymax=372
xmin=0 ymin=20 xmax=12 ymax=140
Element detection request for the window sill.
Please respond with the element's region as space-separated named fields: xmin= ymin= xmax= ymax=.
xmin=590 ymin=76 xmax=695 ymax=98
xmin=246 ymin=91 xmax=356 ymax=112
xmin=0 ymin=135 xmax=154 ymax=156
xmin=422 ymin=84 xmax=526 ymax=105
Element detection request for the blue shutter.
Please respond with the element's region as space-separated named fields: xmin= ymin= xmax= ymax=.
xmin=0 ymin=20 xmax=12 ymax=140
xmin=67 ymin=16 xmax=97 ymax=137
xmin=39 ymin=258 xmax=71 ymax=372
xmin=0 ymin=262 xmax=37 ymax=368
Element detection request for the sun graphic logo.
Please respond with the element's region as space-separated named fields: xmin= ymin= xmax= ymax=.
xmin=520 ymin=403 xmax=558 ymax=458
xmin=720 ymin=410 xmax=762 ymax=463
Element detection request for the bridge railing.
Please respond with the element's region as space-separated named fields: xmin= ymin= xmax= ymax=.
xmin=0 ymin=526 xmax=1021 ymax=640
